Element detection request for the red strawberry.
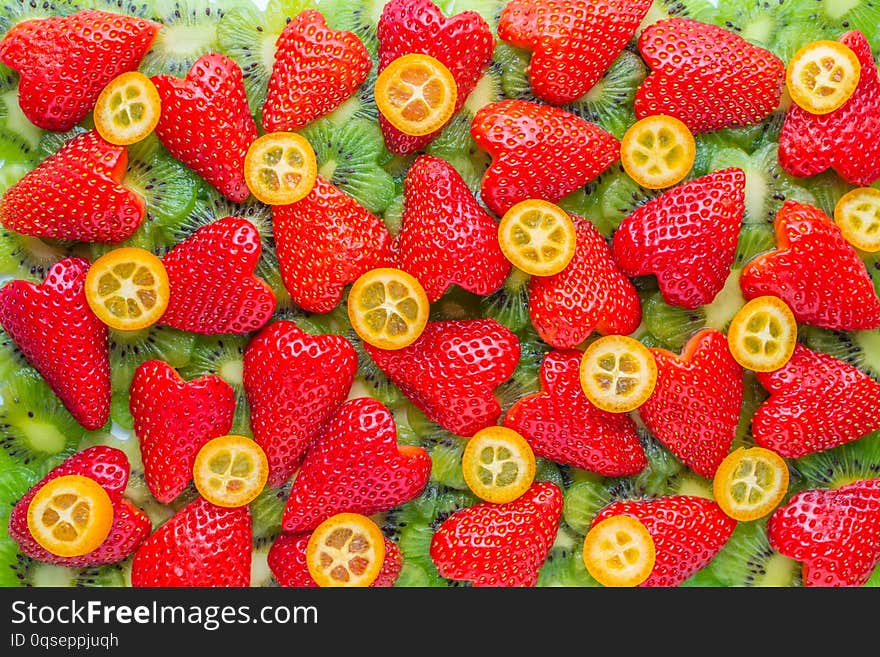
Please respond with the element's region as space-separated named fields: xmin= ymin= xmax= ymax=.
xmin=160 ymin=216 xmax=276 ymax=335
xmin=768 ymin=479 xmax=880 ymax=587
xmin=634 ymin=18 xmax=785 ymax=133
xmin=243 ymin=320 xmax=357 ymax=487
xmin=498 ymin=0 xmax=652 ymax=105
xmin=129 ymin=360 xmax=236 ymax=504
xmin=592 ymin=495 xmax=737 ymax=587
xmin=268 ymin=531 xmax=403 ymax=588
xmin=639 ymin=329 xmax=744 ymax=479
xmin=612 ymin=168 xmax=746 ymax=309
xmin=364 ymin=319 xmax=520 ymax=437
xmin=262 ymin=9 xmax=371 ymax=132
xmin=504 ymin=350 xmax=646 ymax=476
xmin=471 ymin=99 xmax=620 ymax=217
xmin=131 ymin=496 xmax=252 ymax=587
xmin=779 ymin=31 xmax=880 ymax=186
xmin=529 ymin=215 xmax=641 ymax=349
xmin=0 ymin=9 xmax=159 ymax=131
xmin=430 ymin=481 xmax=562 ymax=587
xmin=739 ymin=200 xmax=880 ymax=331
xmin=0 ymin=258 xmax=109 ymax=430
xmin=0 ymin=130 xmax=145 ymax=243
xmin=281 ymin=397 xmax=431 ymax=532
xmin=376 ymin=0 xmax=495 ymax=154
xmin=394 ymin=155 xmax=510 ymax=302
xmin=152 ymin=53 xmax=259 ymax=203
xmin=273 ymin=176 xmax=394 ymax=314
xmin=752 ymin=344 xmax=880 ymax=459
xmin=8 ymin=447 xmax=151 ymax=567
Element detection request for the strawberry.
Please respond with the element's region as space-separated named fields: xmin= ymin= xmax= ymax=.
xmin=471 ymin=99 xmax=620 ymax=217
xmin=268 ymin=531 xmax=403 ymax=588
xmin=634 ymin=18 xmax=785 ymax=133
xmin=0 ymin=130 xmax=145 ymax=243
xmin=504 ymin=350 xmax=647 ymax=476
xmin=0 ymin=258 xmax=109 ymax=430
xmin=152 ymin=53 xmax=259 ymax=203
xmin=639 ymin=329 xmax=744 ymax=479
xmin=8 ymin=446 xmax=151 ymax=567
xmin=612 ymin=168 xmax=746 ymax=310
xmin=243 ymin=320 xmax=357 ymax=487
xmin=0 ymin=9 xmax=159 ymax=131
xmin=528 ymin=214 xmax=641 ymax=349
xmin=752 ymin=344 xmax=880 ymax=459
xmin=592 ymin=495 xmax=737 ymax=587
xmin=262 ymin=9 xmax=371 ymax=133
xmin=394 ymin=155 xmax=510 ymax=303
xmin=498 ymin=0 xmax=652 ymax=105
xmin=273 ymin=176 xmax=394 ymax=314
xmin=376 ymin=0 xmax=494 ymax=154
xmin=160 ymin=216 xmax=276 ymax=335
xmin=779 ymin=31 xmax=880 ymax=186
xmin=771 ymin=480 xmax=880 ymax=587
xmin=130 ymin=496 xmax=252 ymax=587
xmin=129 ymin=360 xmax=236 ymax=504
xmin=739 ymin=200 xmax=880 ymax=331
xmin=430 ymin=481 xmax=562 ymax=587
xmin=281 ymin=397 xmax=431 ymax=532
xmin=364 ymin=319 xmax=520 ymax=437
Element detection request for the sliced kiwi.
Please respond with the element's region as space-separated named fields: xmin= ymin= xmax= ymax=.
xmin=642 ymin=290 xmax=708 ymax=350
xmin=0 ymin=465 xmax=37 ymax=519
xmin=14 ymin=559 xmax=128 ymax=587
xmin=250 ymin=534 xmax=278 ymax=587
xmin=0 ymin=375 xmax=86 ymax=476
xmin=176 ymin=192 xmax=274 ymax=252
xmin=320 ymin=0 xmax=391 ymax=60
xmin=0 ymin=63 xmax=43 ymax=150
xmin=0 ymin=535 xmax=23 ymax=587
xmin=494 ymin=325 xmax=550 ymax=414
xmin=299 ymin=116 xmax=396 ymax=214
xmin=0 ymin=126 xmax=35 ymax=195
xmin=637 ymin=0 xmax=704 ymax=34
xmin=439 ymin=0 xmax=506 ymax=31
xmin=803 ymin=170 xmax=856 ymax=220
xmin=536 ymin=523 xmax=598 ymax=587
xmin=791 ymin=430 xmax=880 ymax=489
xmin=392 ymin=401 xmax=440 ymax=449
xmin=710 ymin=518 xmax=802 ymax=586
xmin=0 ymin=330 xmax=36 ymax=389
xmin=627 ymin=431 xmax=689 ymax=498
xmin=429 ymin=435 xmax=469 ymax=491
xmin=107 ymin=325 xmax=196 ymax=395
xmin=345 ymin=327 xmax=406 ymax=408
xmin=89 ymin=0 xmax=155 ymax=18
xmin=800 ymin=327 xmax=880 ymax=382
xmin=789 ymin=0 xmax=880 ymax=52
xmin=680 ymin=0 xmax=798 ymax=57
xmin=480 ymin=268 xmax=531 ymax=333
xmin=250 ymin=483 xmax=289 ymax=540
xmin=561 ymin=474 xmax=615 ymax=535
xmin=425 ymin=112 xmax=493 ymax=193
xmin=734 ymin=371 xmax=770 ymax=449
xmin=139 ymin=0 xmax=225 ymax=77
xmin=0 ymin=230 xmax=72 ymax=283
xmin=0 ymin=0 xmax=79 ymax=35
xmin=570 ymin=163 xmax=662 ymax=236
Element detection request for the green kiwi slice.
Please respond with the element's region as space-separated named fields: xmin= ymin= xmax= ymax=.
xmin=791 ymin=430 xmax=880 ymax=489
xmin=139 ymin=0 xmax=226 ymax=78
xmin=709 ymin=518 xmax=802 ymax=586
xmin=0 ymin=63 xmax=43 ymax=150
xmin=480 ymin=268 xmax=531 ymax=333
xmin=800 ymin=326 xmax=880 ymax=382
xmin=107 ymin=325 xmax=196 ymax=395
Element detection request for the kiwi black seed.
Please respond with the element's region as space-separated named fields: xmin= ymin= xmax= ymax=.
xmin=0 ymin=0 xmax=74 ymax=35
xmin=138 ymin=0 xmax=226 ymax=78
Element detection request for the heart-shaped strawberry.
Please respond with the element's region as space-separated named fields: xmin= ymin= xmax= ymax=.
xmin=0 ymin=130 xmax=145 ymax=244
xmin=768 ymin=479 xmax=880 ymax=587
xmin=160 ymin=216 xmax=276 ymax=335
xmin=8 ymin=446 xmax=151 ymax=567
xmin=634 ymin=18 xmax=785 ymax=133
xmin=612 ymin=168 xmax=746 ymax=309
xmin=504 ymin=350 xmax=646 ymax=476
xmin=740 ymin=200 xmax=880 ymax=331
xmin=262 ymin=9 xmax=371 ymax=132
xmin=529 ymin=215 xmax=641 ymax=349
xmin=282 ymin=397 xmax=431 ymax=532
xmin=243 ymin=320 xmax=358 ymax=487
xmin=498 ymin=0 xmax=652 ymax=105
xmin=376 ymin=0 xmax=495 ymax=154
xmin=752 ymin=344 xmax=880 ymax=459
xmin=471 ymin=99 xmax=620 ymax=217
xmin=639 ymin=329 xmax=744 ymax=479
xmin=152 ymin=53 xmax=259 ymax=202
xmin=131 ymin=496 xmax=252 ymax=587
xmin=268 ymin=531 xmax=403 ymax=588
xmin=0 ymin=258 xmax=110 ymax=430
xmin=273 ymin=176 xmax=394 ymax=314
xmin=430 ymin=481 xmax=563 ymax=587
xmin=779 ymin=30 xmax=880 ymax=186
xmin=394 ymin=155 xmax=510 ymax=302
xmin=364 ymin=319 xmax=520 ymax=437
xmin=129 ymin=360 xmax=235 ymax=504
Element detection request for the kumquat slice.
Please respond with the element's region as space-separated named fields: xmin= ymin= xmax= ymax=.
xmin=26 ymin=475 xmax=114 ymax=558
xmin=306 ymin=513 xmax=386 ymax=587
xmin=193 ymin=435 xmax=269 ymax=508
xmin=347 ymin=267 xmax=430 ymax=350
xmin=619 ymin=114 xmax=696 ymax=189
xmin=786 ymin=40 xmax=861 ymax=115
xmin=727 ymin=296 xmax=797 ymax=372
xmin=93 ymin=71 xmax=161 ymax=145
xmin=579 ymin=335 xmax=658 ymax=413
xmin=497 ymin=199 xmax=577 ymax=277
xmin=244 ymin=131 xmax=317 ymax=205
xmin=583 ymin=515 xmax=656 ymax=587
xmin=713 ymin=447 xmax=790 ymax=521
xmin=374 ymin=53 xmax=457 ymax=137
xmin=84 ymin=247 xmax=170 ymax=331
xmin=461 ymin=426 xmax=536 ymax=504
xmin=834 ymin=187 xmax=880 ymax=253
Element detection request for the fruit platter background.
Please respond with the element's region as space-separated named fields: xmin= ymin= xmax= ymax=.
xmin=0 ymin=0 xmax=879 ymax=588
